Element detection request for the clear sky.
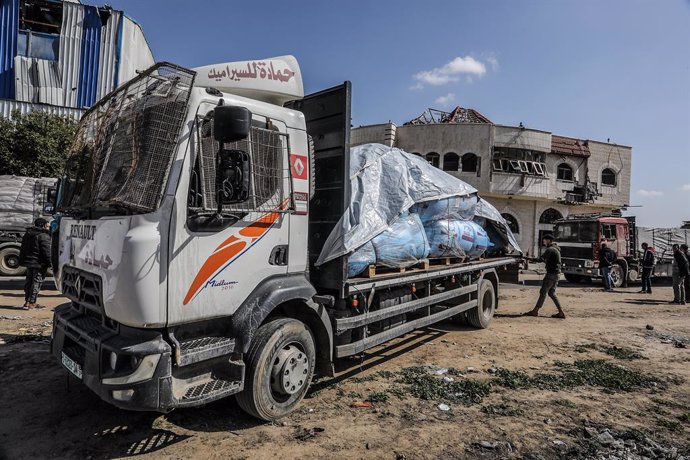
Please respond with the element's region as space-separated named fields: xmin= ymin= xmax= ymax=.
xmin=106 ymin=0 xmax=689 ymax=227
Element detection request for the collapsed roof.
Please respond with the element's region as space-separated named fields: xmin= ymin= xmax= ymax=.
xmin=404 ymin=106 xmax=492 ymax=125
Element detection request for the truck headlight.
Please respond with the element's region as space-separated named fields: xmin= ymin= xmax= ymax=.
xmin=103 ymin=354 xmax=161 ymax=385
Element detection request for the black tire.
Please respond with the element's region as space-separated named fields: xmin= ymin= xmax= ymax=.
xmin=564 ymin=274 xmax=583 ymax=283
xmin=0 ymin=246 xmax=25 ymax=276
xmin=236 ymin=318 xmax=316 ymax=421
xmin=467 ymin=280 xmax=496 ymax=329
xmin=610 ymin=264 xmax=624 ymax=288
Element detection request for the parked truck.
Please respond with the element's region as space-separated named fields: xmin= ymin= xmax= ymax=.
xmin=554 ymin=213 xmax=686 ymax=287
xmin=50 ymin=59 xmax=519 ymax=421
xmin=0 ymin=175 xmax=57 ymax=276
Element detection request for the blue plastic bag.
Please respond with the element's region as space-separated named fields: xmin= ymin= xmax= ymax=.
xmin=456 ymin=220 xmax=492 ymax=259
xmin=372 ymin=213 xmax=430 ymax=268
xmin=425 ymin=220 xmax=467 ymax=258
xmin=411 ymin=195 xmax=478 ymax=223
xmin=347 ymin=241 xmax=376 ymax=277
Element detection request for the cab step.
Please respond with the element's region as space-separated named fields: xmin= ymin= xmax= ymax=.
xmin=178 ymin=377 xmax=242 ymax=406
xmin=175 ymin=336 xmax=236 ymax=366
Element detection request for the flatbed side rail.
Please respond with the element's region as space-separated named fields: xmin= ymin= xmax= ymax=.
xmin=345 ymin=256 xmax=518 ymax=294
xmin=335 ymin=284 xmax=477 ymax=333
xmin=335 ymin=298 xmax=477 ymax=358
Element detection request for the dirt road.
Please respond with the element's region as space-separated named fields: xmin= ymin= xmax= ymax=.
xmin=0 ymin=278 xmax=688 ymax=459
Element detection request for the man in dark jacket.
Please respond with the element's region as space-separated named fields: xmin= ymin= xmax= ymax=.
xmin=672 ymin=244 xmax=689 ymax=305
xmin=682 ymin=244 xmax=690 ymax=304
xmin=524 ymin=234 xmax=566 ymax=319
xmin=638 ymin=242 xmax=655 ymax=294
xmin=18 ymin=218 xmax=51 ymax=309
xmin=599 ymin=241 xmax=617 ymax=291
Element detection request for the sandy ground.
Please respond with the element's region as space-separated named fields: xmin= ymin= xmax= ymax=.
xmin=0 ymin=276 xmax=689 ymax=460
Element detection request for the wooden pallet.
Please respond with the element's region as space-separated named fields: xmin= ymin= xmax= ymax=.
xmin=363 ymin=259 xmax=430 ymax=278
xmin=428 ymin=256 xmax=468 ymax=266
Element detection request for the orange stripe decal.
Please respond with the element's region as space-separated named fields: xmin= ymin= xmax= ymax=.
xmin=182 ymin=200 xmax=289 ymax=305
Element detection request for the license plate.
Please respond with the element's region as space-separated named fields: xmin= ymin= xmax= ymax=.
xmin=62 ymin=352 xmax=83 ymax=380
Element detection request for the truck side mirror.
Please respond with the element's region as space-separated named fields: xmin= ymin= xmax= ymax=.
xmin=216 ymin=149 xmax=251 ymax=205
xmin=43 ymin=186 xmax=57 ymax=215
xmin=214 ymin=106 xmax=251 ymax=143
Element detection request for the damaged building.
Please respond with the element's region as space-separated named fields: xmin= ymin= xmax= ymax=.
xmin=352 ymin=107 xmax=632 ymax=256
xmin=0 ymin=0 xmax=154 ymax=120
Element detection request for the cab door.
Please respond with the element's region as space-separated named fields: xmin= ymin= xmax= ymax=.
xmin=167 ymin=106 xmax=291 ymax=325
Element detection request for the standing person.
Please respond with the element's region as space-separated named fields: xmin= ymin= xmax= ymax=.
xmin=680 ymin=244 xmax=690 ymax=302
xmin=638 ymin=242 xmax=655 ymax=294
xmin=524 ymin=234 xmax=566 ymax=319
xmin=18 ymin=218 xmax=52 ymax=310
xmin=672 ymin=244 xmax=689 ymax=305
xmin=599 ymin=241 xmax=617 ymax=291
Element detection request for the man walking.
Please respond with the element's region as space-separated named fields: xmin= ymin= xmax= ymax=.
xmin=599 ymin=241 xmax=617 ymax=291
xmin=18 ymin=218 xmax=51 ymax=310
xmin=524 ymin=234 xmax=566 ymax=319
xmin=682 ymin=244 xmax=690 ymax=302
xmin=638 ymin=242 xmax=655 ymax=294
xmin=671 ymin=244 xmax=689 ymax=305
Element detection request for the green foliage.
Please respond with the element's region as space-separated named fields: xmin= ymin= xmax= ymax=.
xmin=0 ymin=110 xmax=77 ymax=177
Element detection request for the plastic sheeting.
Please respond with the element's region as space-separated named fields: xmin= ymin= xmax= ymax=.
xmin=637 ymin=227 xmax=690 ymax=261
xmin=371 ymin=213 xmax=430 ymax=268
xmin=77 ymin=5 xmax=101 ymax=108
xmin=317 ymin=143 xmax=521 ymax=266
xmin=426 ymin=220 xmax=492 ymax=259
xmin=96 ymin=9 xmax=121 ymax=100
xmin=0 ymin=0 xmax=18 ymax=99
xmin=347 ymin=241 xmax=375 ymax=277
xmin=411 ymin=195 xmax=478 ymax=223
xmin=59 ymin=1 xmax=84 ymax=107
xmin=0 ymin=175 xmax=55 ymax=231
xmin=116 ymin=16 xmax=154 ymax=88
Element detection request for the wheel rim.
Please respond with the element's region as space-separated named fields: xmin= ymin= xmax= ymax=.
xmin=611 ymin=266 xmax=623 ymax=287
xmin=270 ymin=343 xmax=310 ymax=397
xmin=5 ymin=254 xmax=19 ymax=269
xmin=482 ymin=287 xmax=493 ymax=317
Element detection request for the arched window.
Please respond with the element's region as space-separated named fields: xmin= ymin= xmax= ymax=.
xmin=557 ymin=163 xmax=573 ymax=181
xmin=426 ymin=152 xmax=440 ymax=168
xmin=601 ymin=168 xmax=617 ymax=186
xmin=539 ymin=208 xmax=563 ymax=224
xmin=442 ymin=152 xmax=459 ymax=171
xmin=501 ymin=213 xmax=520 ymax=234
xmin=461 ymin=153 xmax=478 ymax=172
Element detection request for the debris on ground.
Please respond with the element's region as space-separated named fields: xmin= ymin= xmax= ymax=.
xmin=646 ymin=330 xmax=690 ymax=349
xmin=293 ymin=426 xmax=325 ymax=441
xmin=396 ymin=366 xmax=491 ymax=405
xmin=571 ymin=425 xmax=687 ymax=459
xmin=470 ymin=440 xmax=513 ymax=453
xmin=437 ymin=403 xmax=450 ymax=412
xmin=0 ymin=315 xmax=21 ymax=320
xmin=350 ymin=401 xmax=372 ymax=409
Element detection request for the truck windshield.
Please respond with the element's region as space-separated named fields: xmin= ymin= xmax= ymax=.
xmin=59 ymin=63 xmax=195 ymax=216
xmin=555 ymin=222 xmax=598 ymax=242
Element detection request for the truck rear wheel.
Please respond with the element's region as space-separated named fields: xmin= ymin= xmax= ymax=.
xmin=467 ymin=280 xmax=496 ymax=329
xmin=0 ymin=246 xmax=25 ymax=276
xmin=236 ymin=318 xmax=316 ymax=421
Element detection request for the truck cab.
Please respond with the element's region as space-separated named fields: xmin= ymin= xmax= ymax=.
xmin=555 ymin=214 xmax=634 ymax=287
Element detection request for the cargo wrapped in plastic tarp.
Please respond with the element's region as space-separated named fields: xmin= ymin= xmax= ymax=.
xmin=371 ymin=213 xmax=430 ymax=268
xmin=347 ymin=241 xmax=375 ymax=277
xmin=316 ymin=143 xmax=521 ymax=268
xmin=426 ymin=220 xmax=492 ymax=259
xmin=0 ymin=175 xmax=55 ymax=231
xmin=636 ymin=227 xmax=690 ymax=261
xmin=411 ymin=195 xmax=478 ymax=223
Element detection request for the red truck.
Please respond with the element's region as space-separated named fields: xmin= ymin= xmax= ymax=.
xmin=554 ymin=213 xmax=679 ymax=288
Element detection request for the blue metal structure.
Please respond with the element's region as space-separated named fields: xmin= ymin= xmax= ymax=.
xmin=0 ymin=0 xmax=18 ymax=99
xmin=76 ymin=5 xmax=101 ymax=108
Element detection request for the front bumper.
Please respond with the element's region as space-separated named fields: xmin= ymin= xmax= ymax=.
xmin=51 ymin=303 xmax=174 ymax=412
xmin=561 ymin=258 xmax=600 ymax=278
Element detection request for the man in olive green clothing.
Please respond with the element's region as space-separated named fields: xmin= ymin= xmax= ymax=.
xmin=524 ymin=234 xmax=566 ymax=319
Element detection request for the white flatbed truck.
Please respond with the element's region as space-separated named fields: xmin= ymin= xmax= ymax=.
xmin=51 ymin=58 xmax=519 ymax=420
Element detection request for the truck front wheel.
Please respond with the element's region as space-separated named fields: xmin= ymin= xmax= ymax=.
xmin=610 ymin=264 xmax=625 ymax=288
xmin=467 ymin=280 xmax=496 ymax=329
xmin=0 ymin=246 xmax=25 ymax=276
xmin=236 ymin=318 xmax=316 ymax=421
